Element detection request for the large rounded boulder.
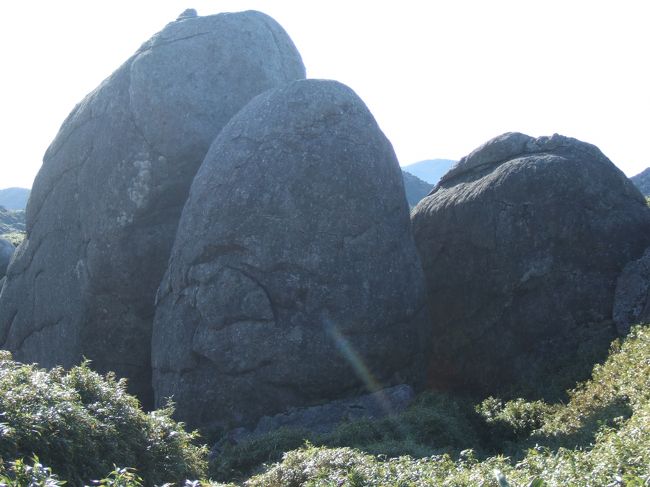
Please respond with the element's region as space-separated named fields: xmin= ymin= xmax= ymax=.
xmin=0 ymin=11 xmax=305 ymax=408
xmin=152 ymin=79 xmax=431 ymax=432
xmin=411 ymin=132 xmax=650 ymax=398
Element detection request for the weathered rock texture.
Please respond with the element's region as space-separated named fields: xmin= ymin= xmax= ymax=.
xmin=0 ymin=238 xmax=13 ymax=277
xmin=0 ymin=11 xmax=305 ymax=408
xmin=613 ymin=248 xmax=650 ymax=335
xmin=152 ymin=79 xmax=430 ymax=432
xmin=412 ymin=132 xmax=650 ymax=398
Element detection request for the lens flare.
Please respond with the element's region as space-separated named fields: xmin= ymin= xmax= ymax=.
xmin=322 ymin=315 xmax=398 ymax=415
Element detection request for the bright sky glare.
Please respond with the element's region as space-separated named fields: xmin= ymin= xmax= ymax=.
xmin=0 ymin=0 xmax=648 ymax=188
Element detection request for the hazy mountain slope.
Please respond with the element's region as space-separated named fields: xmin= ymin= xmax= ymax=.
xmin=402 ymin=158 xmax=455 ymax=184
xmin=0 ymin=187 xmax=30 ymax=210
xmin=401 ymin=170 xmax=433 ymax=207
xmin=0 ymin=206 xmax=25 ymax=234
xmin=631 ymin=167 xmax=650 ymax=196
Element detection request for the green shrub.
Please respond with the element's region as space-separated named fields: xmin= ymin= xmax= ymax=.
xmin=477 ymin=397 xmax=557 ymax=446
xmin=0 ymin=352 xmax=207 ymax=485
xmin=0 ymin=456 xmax=64 ymax=487
xmin=209 ymin=428 xmax=310 ymax=481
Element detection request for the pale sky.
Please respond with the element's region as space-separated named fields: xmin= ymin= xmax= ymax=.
xmin=0 ymin=1 xmax=648 ymax=189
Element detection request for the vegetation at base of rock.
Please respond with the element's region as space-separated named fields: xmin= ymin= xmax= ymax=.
xmin=0 ymin=353 xmax=207 ymax=485
xmin=210 ymin=392 xmax=480 ymax=481
xmin=214 ymin=325 xmax=650 ymax=485
xmin=1 ymin=325 xmax=650 ymax=485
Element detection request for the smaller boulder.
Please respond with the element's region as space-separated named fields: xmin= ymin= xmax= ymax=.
xmin=613 ymin=247 xmax=650 ymax=334
xmin=224 ymin=384 xmax=414 ymax=445
xmin=0 ymin=238 xmax=14 ymax=277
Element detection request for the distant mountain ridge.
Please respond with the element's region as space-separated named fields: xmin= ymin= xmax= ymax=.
xmin=631 ymin=168 xmax=650 ymax=196
xmin=0 ymin=187 xmax=30 ymax=210
xmin=402 ymin=159 xmax=456 ymax=185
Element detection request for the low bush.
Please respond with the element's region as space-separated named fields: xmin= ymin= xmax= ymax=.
xmin=0 ymin=352 xmax=207 ymax=485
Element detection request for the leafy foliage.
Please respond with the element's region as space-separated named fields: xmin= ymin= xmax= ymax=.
xmin=0 ymin=456 xmax=64 ymax=487
xmin=0 ymin=353 xmax=207 ymax=485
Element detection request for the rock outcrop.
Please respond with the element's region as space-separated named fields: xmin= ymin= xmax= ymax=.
xmin=152 ymin=79 xmax=430 ymax=432
xmin=0 ymin=11 xmax=305 ymax=408
xmin=613 ymin=248 xmax=650 ymax=335
xmin=223 ymin=384 xmax=415 ymax=447
xmin=412 ymin=132 xmax=650 ymax=398
xmin=0 ymin=238 xmax=13 ymax=277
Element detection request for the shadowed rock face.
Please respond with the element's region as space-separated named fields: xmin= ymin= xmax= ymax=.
xmin=0 ymin=11 xmax=305 ymax=408
xmin=0 ymin=239 xmax=13 ymax=277
xmin=152 ymin=79 xmax=431 ymax=433
xmin=412 ymin=132 xmax=650 ymax=398
xmin=613 ymin=248 xmax=650 ymax=335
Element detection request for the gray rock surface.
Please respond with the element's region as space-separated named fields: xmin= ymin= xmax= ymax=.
xmin=412 ymin=132 xmax=650 ymax=398
xmin=0 ymin=11 xmax=304 ymax=408
xmin=224 ymin=384 xmax=414 ymax=447
xmin=152 ymin=79 xmax=430 ymax=432
xmin=613 ymin=247 xmax=650 ymax=334
xmin=0 ymin=238 xmax=14 ymax=277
